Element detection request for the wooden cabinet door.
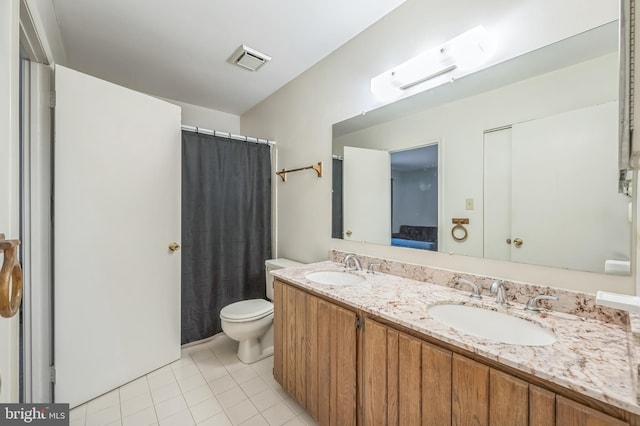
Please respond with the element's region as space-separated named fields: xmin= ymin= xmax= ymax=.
xmin=422 ymin=342 xmax=452 ymax=426
xmin=362 ymin=320 xmax=405 ymax=426
xmin=452 ymin=354 xmax=489 ymax=426
xmin=387 ymin=329 xmax=400 ymax=426
xmin=489 ymin=369 xmax=528 ymax=425
xmin=398 ymin=334 xmax=422 ymax=425
xmin=285 ymin=284 xmax=298 ymax=393
xmin=331 ymin=303 xmax=357 ymax=426
xmin=363 ymin=319 xmax=451 ymax=426
xmin=557 ymin=396 xmax=629 ymax=426
xmin=363 ymin=319 xmax=389 ymax=425
xmin=316 ymin=298 xmax=357 ymax=426
xmin=275 ymin=282 xmax=304 ymax=398
xmin=274 ymin=281 xmax=356 ymax=426
xmin=294 ymin=288 xmax=307 ymax=405
xmin=305 ymin=294 xmax=320 ymax=420
xmin=317 ymin=299 xmax=332 ymax=426
xmin=529 ymin=385 xmax=556 ymax=426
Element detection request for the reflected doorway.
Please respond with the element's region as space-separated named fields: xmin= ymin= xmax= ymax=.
xmin=390 ymin=144 xmax=439 ymax=251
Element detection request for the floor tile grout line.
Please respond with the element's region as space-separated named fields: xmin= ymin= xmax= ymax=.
xmin=170 ymin=351 xmax=198 ymax=426
xmin=117 ymin=388 xmax=123 ymax=426
xmin=82 ymin=404 xmax=87 ymax=426
xmin=144 ymin=372 xmax=161 ymax=425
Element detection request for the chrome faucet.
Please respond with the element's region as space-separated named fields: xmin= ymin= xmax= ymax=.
xmin=367 ymin=263 xmax=381 ymax=274
xmin=343 ymin=253 xmax=362 ymax=271
xmin=458 ymin=278 xmax=482 ymax=300
xmin=525 ymin=294 xmax=559 ymax=312
xmin=490 ymin=280 xmax=509 ymax=305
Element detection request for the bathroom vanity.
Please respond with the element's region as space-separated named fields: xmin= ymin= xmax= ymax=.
xmin=272 ymin=257 xmax=640 ymax=426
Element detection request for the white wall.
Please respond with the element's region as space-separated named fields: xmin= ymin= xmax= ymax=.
xmin=161 ymin=98 xmax=240 ymax=133
xmin=241 ymin=0 xmax=634 ymax=294
xmin=0 ymin=0 xmax=21 ymax=403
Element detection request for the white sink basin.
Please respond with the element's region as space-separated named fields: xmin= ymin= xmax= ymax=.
xmin=427 ymin=304 xmax=556 ymax=346
xmin=305 ymin=271 xmax=365 ymax=286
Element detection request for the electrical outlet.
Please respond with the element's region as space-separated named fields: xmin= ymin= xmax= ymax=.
xmin=465 ymin=198 xmax=474 ymax=210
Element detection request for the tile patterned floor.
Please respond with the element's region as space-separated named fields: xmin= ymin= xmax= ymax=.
xmin=69 ymin=334 xmax=320 ymax=426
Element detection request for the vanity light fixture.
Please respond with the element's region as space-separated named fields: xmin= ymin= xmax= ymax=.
xmin=371 ymin=25 xmax=494 ymax=100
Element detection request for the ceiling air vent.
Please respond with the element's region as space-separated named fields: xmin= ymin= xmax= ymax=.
xmin=230 ymin=45 xmax=272 ymax=71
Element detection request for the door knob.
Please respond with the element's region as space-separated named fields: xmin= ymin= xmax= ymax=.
xmin=168 ymin=242 xmax=181 ymax=252
xmin=513 ymin=238 xmax=523 ymax=247
xmin=345 ymin=230 xmax=353 ymax=237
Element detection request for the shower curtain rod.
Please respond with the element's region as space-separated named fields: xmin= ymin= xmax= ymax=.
xmin=181 ymin=125 xmax=276 ymax=146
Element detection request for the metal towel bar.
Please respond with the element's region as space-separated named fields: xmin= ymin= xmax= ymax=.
xmin=276 ymin=162 xmax=323 ymax=182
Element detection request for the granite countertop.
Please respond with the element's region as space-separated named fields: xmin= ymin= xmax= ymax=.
xmin=272 ymin=260 xmax=639 ymax=415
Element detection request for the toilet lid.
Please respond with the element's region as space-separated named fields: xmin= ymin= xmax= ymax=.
xmin=220 ymin=299 xmax=273 ymax=322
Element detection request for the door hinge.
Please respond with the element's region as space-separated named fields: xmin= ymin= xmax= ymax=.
xmin=49 ymin=366 xmax=56 ymax=383
xmin=49 ymin=90 xmax=56 ymax=108
xmin=355 ymin=316 xmax=362 ymax=330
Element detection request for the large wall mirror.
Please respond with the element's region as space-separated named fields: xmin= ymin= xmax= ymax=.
xmin=332 ymin=8 xmax=632 ymax=275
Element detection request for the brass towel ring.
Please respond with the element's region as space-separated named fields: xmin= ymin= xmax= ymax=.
xmin=451 ymin=218 xmax=469 ymax=242
xmin=0 ymin=234 xmax=22 ymax=319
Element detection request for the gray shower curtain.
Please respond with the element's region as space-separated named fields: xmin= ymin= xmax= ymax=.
xmin=181 ymin=131 xmax=272 ymax=344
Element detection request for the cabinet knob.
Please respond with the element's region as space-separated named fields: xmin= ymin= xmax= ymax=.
xmin=168 ymin=242 xmax=181 ymax=252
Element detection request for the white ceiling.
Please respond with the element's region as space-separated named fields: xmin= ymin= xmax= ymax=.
xmin=50 ymin=0 xmax=406 ymax=115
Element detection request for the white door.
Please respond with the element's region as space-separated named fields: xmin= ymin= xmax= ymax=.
xmin=343 ymin=146 xmax=391 ymax=245
xmin=510 ymin=101 xmax=628 ymax=272
xmin=483 ymin=128 xmax=512 ymax=261
xmin=54 ymin=65 xmax=181 ymax=407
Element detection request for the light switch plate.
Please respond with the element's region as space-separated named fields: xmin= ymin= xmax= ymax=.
xmin=465 ymin=198 xmax=474 ymax=210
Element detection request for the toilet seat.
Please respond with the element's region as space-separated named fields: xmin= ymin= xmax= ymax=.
xmin=220 ymin=299 xmax=273 ymax=323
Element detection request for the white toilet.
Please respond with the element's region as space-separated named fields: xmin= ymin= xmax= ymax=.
xmin=220 ymin=258 xmax=304 ymax=364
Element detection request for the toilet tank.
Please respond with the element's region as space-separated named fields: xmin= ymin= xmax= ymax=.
xmin=265 ymin=258 xmax=304 ymax=300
